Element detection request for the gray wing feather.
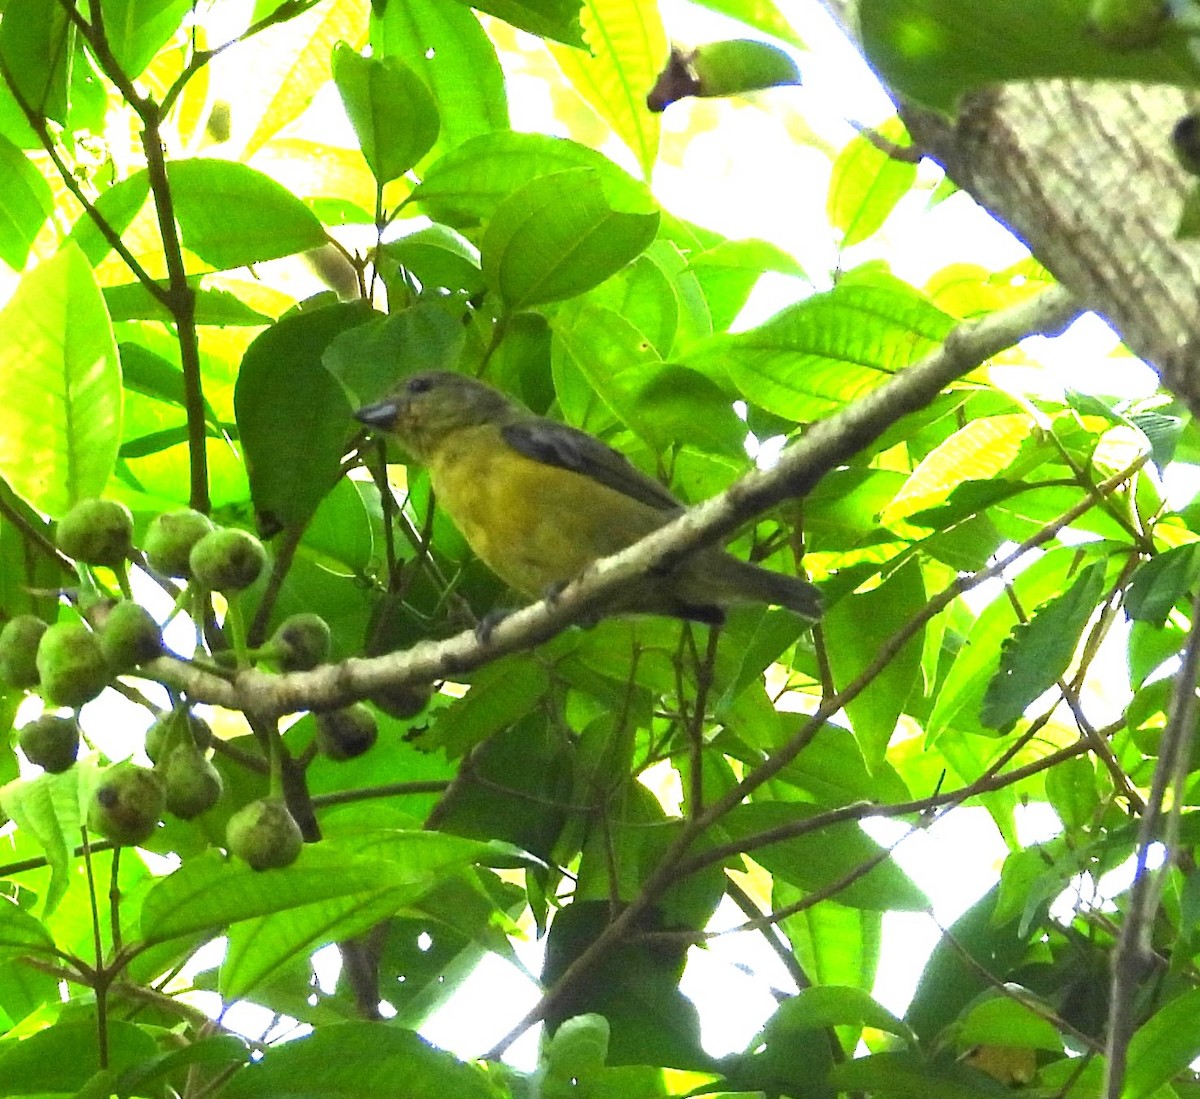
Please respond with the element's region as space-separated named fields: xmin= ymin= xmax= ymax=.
xmin=502 ymin=420 xmax=682 ymax=513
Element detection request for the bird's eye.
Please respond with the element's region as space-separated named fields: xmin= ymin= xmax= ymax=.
xmin=407 ymin=375 xmax=434 ymax=395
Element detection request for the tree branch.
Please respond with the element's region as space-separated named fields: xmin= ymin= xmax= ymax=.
xmin=148 ymin=284 xmax=1081 ymax=716
xmin=1103 ymin=587 xmax=1200 ymax=1097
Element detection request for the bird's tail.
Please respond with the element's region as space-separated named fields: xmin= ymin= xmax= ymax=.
xmin=682 ymin=553 xmax=823 ymax=622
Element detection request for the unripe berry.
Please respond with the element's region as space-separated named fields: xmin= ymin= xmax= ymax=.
xmin=0 ymin=615 xmax=47 ymax=689
xmin=272 ymin=613 xmax=331 ymax=671
xmin=87 ymin=762 xmax=165 ymax=845
xmin=315 ymin=704 xmax=378 ymax=761
xmin=189 ymin=529 xmax=267 ymax=593
xmin=18 ymin=714 xmax=80 ymax=772
xmin=98 ymin=601 xmax=162 ymax=671
xmin=145 ymin=709 xmax=213 ymax=765
xmin=226 ymin=797 xmax=303 ymax=870
xmin=144 ymin=509 xmax=214 ymax=579
xmin=160 ymin=744 xmax=223 ymax=820
xmin=36 ymin=623 xmax=108 ymax=708
xmin=56 ymin=499 xmax=134 ymax=568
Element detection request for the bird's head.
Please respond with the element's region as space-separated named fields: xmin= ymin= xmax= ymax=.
xmin=354 ymin=371 xmax=519 ymax=460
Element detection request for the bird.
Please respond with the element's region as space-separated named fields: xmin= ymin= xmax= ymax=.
xmin=354 ymin=371 xmax=821 ymax=626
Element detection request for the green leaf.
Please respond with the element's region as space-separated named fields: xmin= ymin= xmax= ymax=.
xmin=235 ymin=301 xmax=375 ymax=531
xmin=422 ymin=656 xmax=551 ymax=757
xmin=379 ymin=224 xmax=484 ymax=296
xmin=104 ymin=282 xmax=273 ymax=325
xmin=982 ymin=559 xmax=1107 ymax=730
xmin=778 ymin=891 xmax=882 ymax=992
xmin=169 ymin=159 xmax=328 ymax=270
xmin=0 ymin=134 xmax=52 ymax=270
xmin=431 ymin=713 xmax=571 ymax=861
xmin=713 ymin=802 xmax=928 ymax=910
xmin=548 ymin=0 xmax=666 ymax=179
xmin=221 ymin=881 xmax=413 ymax=1000
xmin=220 ymin=1023 xmax=504 ymax=1099
xmin=1043 ymin=754 xmax=1100 ymax=832
xmin=770 ymin=723 xmax=910 ymax=808
xmin=542 ymin=900 xmax=712 ymax=1071
xmin=1123 ymin=987 xmax=1200 ymax=1099
xmin=765 ymin=985 xmax=915 ymax=1042
xmin=928 ymin=545 xmax=1113 ymax=741
xmin=223 ymin=820 xmax=513 ymax=998
xmin=828 ymin=116 xmax=918 ymax=247
xmin=689 ymin=0 xmax=806 ymax=49
xmin=0 ymin=1020 xmax=158 ymax=1095
xmin=0 ymin=245 xmax=120 ymax=516
xmin=481 ymin=167 xmax=659 ymax=308
xmin=905 ymin=888 xmax=1031 ymax=1042
xmin=883 ymin=414 xmax=1036 ymax=529
xmin=687 ymin=236 xmax=805 ymax=333
xmin=372 ymin=0 xmax=509 ymax=151
xmin=545 ymin=1014 xmax=610 ymax=1078
xmin=1125 ymin=543 xmax=1200 ymax=626
xmin=957 ymin=995 xmax=1063 ymax=1052
xmin=140 ymin=838 xmax=487 ymax=945
xmin=824 ymin=558 xmax=926 ymax=771
xmin=119 ymin=343 xmax=222 ymax=427
xmin=689 ymin=273 xmax=954 ymax=420
xmin=414 ymin=131 xmax=650 ymax=230
xmin=452 ymin=0 xmax=584 ymax=45
xmin=323 ymin=299 xmax=466 ymax=409
xmin=332 ymin=44 xmax=441 ymax=183
xmin=5 ymin=758 xmax=77 ymax=911
xmin=107 ymin=1035 xmax=251 ymax=1098
xmin=67 ymin=172 xmax=151 ymax=267
xmin=100 ymin=0 xmax=193 ymax=78
xmin=831 ymin=1051 xmax=1015 ymax=1097
xmin=0 ymin=0 xmax=108 ymax=132
xmin=0 ymin=895 xmax=55 ymax=956
xmin=860 ymin=0 xmax=1200 ymax=113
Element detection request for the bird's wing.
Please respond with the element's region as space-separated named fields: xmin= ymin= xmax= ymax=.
xmin=502 ymin=419 xmax=683 ymax=514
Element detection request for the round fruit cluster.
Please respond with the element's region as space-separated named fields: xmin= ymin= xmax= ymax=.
xmin=0 ymin=497 xmax=388 ymax=870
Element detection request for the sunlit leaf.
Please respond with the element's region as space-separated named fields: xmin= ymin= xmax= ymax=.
xmin=481 ymin=167 xmax=659 ymax=308
xmin=0 ymin=246 xmax=120 ymax=515
xmin=332 ymin=45 xmax=440 ymax=183
xmin=548 ymin=0 xmax=666 ymax=179
xmin=372 ymin=0 xmax=509 ymax=151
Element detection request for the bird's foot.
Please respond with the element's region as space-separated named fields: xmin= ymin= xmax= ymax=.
xmin=474 ymin=607 xmax=512 ymax=644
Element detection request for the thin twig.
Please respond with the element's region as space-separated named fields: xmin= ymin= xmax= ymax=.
xmin=150 ymin=286 xmax=1085 ymax=717
xmin=1102 ymin=588 xmax=1200 ymax=1097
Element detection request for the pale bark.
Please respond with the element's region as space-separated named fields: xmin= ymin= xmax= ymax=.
xmin=828 ymin=3 xmax=1200 ymax=409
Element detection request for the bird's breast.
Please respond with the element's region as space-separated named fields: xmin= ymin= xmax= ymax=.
xmin=427 ymin=426 xmax=665 ymax=597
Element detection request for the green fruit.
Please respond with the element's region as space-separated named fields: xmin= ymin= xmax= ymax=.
xmin=99 ymin=601 xmax=163 ymax=671
xmin=272 ymin=613 xmax=332 ymax=671
xmin=56 ymin=499 xmax=134 ymax=568
xmin=315 ymin=704 xmax=378 ymax=761
xmin=189 ymin=529 xmax=267 ymax=593
xmin=369 ymin=682 xmax=432 ymax=720
xmin=160 ymin=744 xmax=224 ymax=819
xmin=0 ymin=615 xmax=47 ymax=689
xmin=36 ymin=623 xmax=109 ymax=708
xmin=145 ymin=709 xmax=213 ymax=764
xmin=144 ymin=509 xmax=215 ymax=579
xmin=226 ymin=797 xmax=303 ymax=870
xmin=87 ymin=762 xmax=165 ymax=845
xmin=19 ymin=714 xmax=81 ymax=772
xmin=690 ymin=39 xmax=800 ymax=98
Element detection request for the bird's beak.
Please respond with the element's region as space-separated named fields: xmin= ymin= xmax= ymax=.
xmin=354 ymin=399 xmax=400 ymax=429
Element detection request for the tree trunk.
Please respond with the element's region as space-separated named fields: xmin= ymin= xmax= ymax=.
xmin=825 ymin=4 xmax=1200 ymax=410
